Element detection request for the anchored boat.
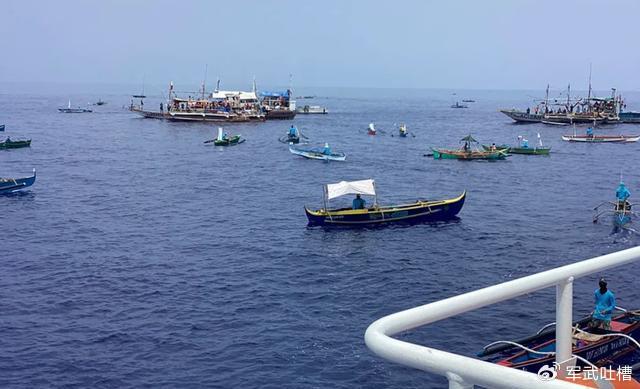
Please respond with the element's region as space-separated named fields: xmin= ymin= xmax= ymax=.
xmin=483 ymin=134 xmax=550 ymax=155
xmin=58 ymin=100 xmax=92 ymax=113
xmin=0 ymin=137 xmax=31 ymax=149
xmin=260 ymin=90 xmax=296 ymax=119
xmin=433 ymin=135 xmax=509 ymax=160
xmin=289 ymin=143 xmax=345 ymax=161
xmin=0 ymin=124 xmax=5 ymax=131
xmin=0 ymin=169 xmax=36 ymax=194
xmin=297 ymin=105 xmax=328 ymax=114
xmin=305 ymin=179 xmax=465 ymax=227
xmin=451 ymin=101 xmax=468 ymax=109
xmin=562 ymin=134 xmax=640 ymax=143
xmin=205 ymin=128 xmax=245 ymax=146
xmin=480 ymin=310 xmax=640 ymax=375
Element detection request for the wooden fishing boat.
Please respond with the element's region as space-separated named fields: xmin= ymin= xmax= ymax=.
xmin=304 ymin=179 xmax=465 ymax=227
xmin=480 ymin=310 xmax=640 ymax=375
xmin=451 ymin=102 xmax=468 ymax=109
xmin=562 ymin=134 xmax=640 ymax=143
xmin=279 ymin=134 xmax=300 ymax=144
xmin=433 ymin=135 xmax=508 ymax=160
xmin=0 ymin=169 xmax=36 ymax=194
xmin=482 ymin=134 xmax=550 ymax=155
xmin=0 ymin=138 xmax=31 ymax=149
xmin=594 ymin=201 xmax=637 ymax=228
xmin=289 ymin=144 xmax=346 ymax=161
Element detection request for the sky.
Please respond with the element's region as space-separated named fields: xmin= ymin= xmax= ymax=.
xmin=1 ymin=0 xmax=639 ymax=91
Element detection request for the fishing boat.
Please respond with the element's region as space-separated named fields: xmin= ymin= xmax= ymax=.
xmin=94 ymin=99 xmax=106 ymax=106
xmin=480 ymin=310 xmax=640 ymax=375
xmin=620 ymin=111 xmax=640 ymax=123
xmin=279 ymin=126 xmax=304 ymax=144
xmin=58 ymin=100 xmax=92 ymax=113
xmin=483 ymin=134 xmax=551 ymax=155
xmin=0 ymin=137 xmax=31 ymax=149
xmin=0 ymin=124 xmax=5 ymax=131
xmin=0 ymin=169 xmax=36 ymax=194
xmin=260 ymin=90 xmax=296 ymax=119
xmin=297 ymin=105 xmax=328 ymax=114
xmin=368 ymin=123 xmax=377 ymax=135
xmin=433 ymin=135 xmax=508 ymax=160
xmin=205 ymin=128 xmax=245 ymax=146
xmin=562 ymin=134 xmax=640 ymax=143
xmin=304 ymin=179 xmax=465 ymax=227
xmin=451 ymin=102 xmax=468 ymax=109
xmin=594 ymin=199 xmax=637 ymax=229
xmin=500 ymin=78 xmax=622 ymax=124
xmin=462 ymin=99 xmax=476 ymax=103
xmin=289 ymin=143 xmax=346 ymax=161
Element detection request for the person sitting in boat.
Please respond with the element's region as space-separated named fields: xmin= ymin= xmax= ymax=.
xmin=289 ymin=125 xmax=298 ymax=138
xmin=490 ymin=143 xmax=497 ymax=151
xmin=590 ymin=278 xmax=615 ymax=330
xmin=322 ymin=143 xmax=332 ymax=155
xmin=223 ymin=132 xmax=229 ymax=141
xmin=616 ymin=182 xmax=631 ymax=210
xmin=521 ymin=138 xmax=529 ymax=148
xmin=586 ymin=127 xmax=594 ymax=138
xmin=462 ymin=141 xmax=470 ymax=152
xmin=352 ymin=194 xmax=366 ymax=210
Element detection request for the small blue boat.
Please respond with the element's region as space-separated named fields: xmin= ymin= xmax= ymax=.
xmin=0 ymin=169 xmax=36 ymax=194
xmin=0 ymin=124 xmax=5 ymax=131
xmin=289 ymin=143 xmax=346 ymax=161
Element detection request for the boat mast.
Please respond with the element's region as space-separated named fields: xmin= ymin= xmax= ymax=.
xmin=566 ymin=83 xmax=571 ymax=110
xmin=545 ymin=84 xmax=549 ymax=111
xmin=202 ymin=64 xmax=208 ymax=100
xmin=587 ymin=63 xmax=592 ymax=101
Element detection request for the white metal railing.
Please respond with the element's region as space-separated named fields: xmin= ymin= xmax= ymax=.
xmin=365 ymin=246 xmax=640 ymax=388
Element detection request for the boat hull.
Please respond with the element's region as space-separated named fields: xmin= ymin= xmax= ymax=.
xmin=0 ymin=170 xmax=36 ymax=194
xmin=58 ymin=108 xmax=92 ymax=113
xmin=432 ymin=148 xmax=508 ymax=160
xmin=265 ymin=109 xmax=296 ymax=120
xmin=213 ymin=136 xmax=245 ymax=146
xmin=289 ymin=145 xmax=346 ymax=161
xmin=562 ymin=135 xmax=640 ymax=143
xmin=482 ymin=145 xmax=550 ymax=155
xmin=620 ymin=112 xmax=640 ymax=123
xmin=306 ymin=192 xmax=465 ymax=227
xmin=0 ymin=139 xmax=31 ymax=149
xmin=499 ymin=109 xmax=544 ymax=123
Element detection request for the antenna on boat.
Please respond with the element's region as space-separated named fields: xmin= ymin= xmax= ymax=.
xmin=252 ymin=75 xmax=257 ymax=94
xmin=215 ymin=77 xmax=220 ymax=93
xmin=202 ymin=64 xmax=208 ymax=100
xmin=567 ymin=83 xmax=571 ymax=107
xmin=587 ymin=63 xmax=592 ymax=101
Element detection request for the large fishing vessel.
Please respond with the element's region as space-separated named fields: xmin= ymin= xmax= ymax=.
xmin=130 ymin=80 xmax=265 ymax=122
xmin=500 ymin=71 xmax=624 ymax=124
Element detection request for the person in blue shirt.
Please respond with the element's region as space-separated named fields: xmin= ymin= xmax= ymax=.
xmin=322 ymin=143 xmax=332 ymax=155
xmin=521 ymin=138 xmax=529 ymax=148
xmin=616 ymin=182 xmax=631 ymax=211
xmin=586 ymin=127 xmax=594 ymax=138
xmin=591 ymin=278 xmax=616 ymax=330
xmin=352 ymin=194 xmax=366 ymax=210
xmin=289 ymin=125 xmax=298 ymax=137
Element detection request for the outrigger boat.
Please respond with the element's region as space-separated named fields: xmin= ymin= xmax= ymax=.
xmin=204 ymin=128 xmax=245 ymax=147
xmin=58 ymin=100 xmax=92 ymax=113
xmin=0 ymin=137 xmax=31 ymax=149
xmin=0 ymin=124 xmax=5 ymax=131
xmin=483 ymin=134 xmax=550 ymax=155
xmin=297 ymin=105 xmax=328 ymax=114
xmin=279 ymin=126 xmax=304 ymax=144
xmin=289 ymin=143 xmax=346 ymax=161
xmin=304 ymin=179 xmax=465 ymax=227
xmin=451 ymin=101 xmax=468 ymax=109
xmin=594 ymin=200 xmax=637 ymax=229
xmin=0 ymin=169 xmax=36 ymax=194
xmin=433 ymin=135 xmax=508 ymax=160
xmin=562 ymin=134 xmax=640 ymax=143
xmin=480 ymin=309 xmax=640 ymax=374
xmin=368 ymin=123 xmax=377 ymax=135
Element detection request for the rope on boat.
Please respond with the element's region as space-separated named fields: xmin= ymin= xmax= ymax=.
xmin=536 ymin=322 xmax=557 ymax=335
xmin=480 ymin=340 xmax=555 ymax=356
xmin=574 ymin=327 xmax=640 ymax=351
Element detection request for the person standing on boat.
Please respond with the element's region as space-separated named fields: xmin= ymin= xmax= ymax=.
xmin=586 ymin=127 xmax=594 ymax=138
xmin=289 ymin=125 xmax=298 ymax=137
xmin=591 ymin=278 xmax=615 ymax=330
xmin=352 ymin=194 xmax=366 ymax=210
xmin=616 ymin=182 xmax=631 ymax=210
xmin=322 ymin=143 xmax=332 ymax=155
xmin=160 ymin=102 xmax=163 ymax=112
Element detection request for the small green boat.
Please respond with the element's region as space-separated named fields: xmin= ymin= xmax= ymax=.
xmin=432 ymin=135 xmax=508 ymax=160
xmin=482 ymin=145 xmax=551 ymax=155
xmin=0 ymin=138 xmax=31 ymax=149
xmin=483 ymin=134 xmax=550 ymax=155
xmin=213 ymin=135 xmax=245 ymax=146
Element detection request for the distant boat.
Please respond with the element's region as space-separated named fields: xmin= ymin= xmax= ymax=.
xmin=58 ymin=100 xmax=92 ymax=113
xmin=0 ymin=169 xmax=36 ymax=194
xmin=289 ymin=143 xmax=345 ymax=161
xmin=0 ymin=124 xmax=4 ymax=131
xmin=620 ymin=111 xmax=640 ymax=123
xmin=451 ymin=102 xmax=468 ymax=109
xmin=204 ymin=127 xmax=245 ymax=146
xmin=297 ymin=105 xmax=328 ymax=114
xmin=561 ymin=134 xmax=640 ymax=143
xmin=0 ymin=137 xmax=31 ymax=149
xmin=94 ymin=99 xmax=107 ymax=106
xmin=462 ymin=99 xmax=476 ymax=103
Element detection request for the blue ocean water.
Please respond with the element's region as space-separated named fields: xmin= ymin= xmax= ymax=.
xmin=2 ymin=85 xmax=640 ymax=388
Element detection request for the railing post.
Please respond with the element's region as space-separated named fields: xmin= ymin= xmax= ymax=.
xmin=446 ymin=372 xmax=473 ymax=389
xmin=555 ymin=276 xmax=575 ymax=377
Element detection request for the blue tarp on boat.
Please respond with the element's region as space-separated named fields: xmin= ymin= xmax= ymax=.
xmin=259 ymin=91 xmax=290 ymax=98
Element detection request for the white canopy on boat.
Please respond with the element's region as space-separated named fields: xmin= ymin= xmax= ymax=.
xmin=326 ymin=179 xmax=376 ymax=200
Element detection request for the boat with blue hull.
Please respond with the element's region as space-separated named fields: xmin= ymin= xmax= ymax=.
xmin=481 ymin=311 xmax=640 ymax=374
xmin=305 ymin=179 xmax=465 ymax=227
xmin=0 ymin=169 xmax=36 ymax=194
xmin=0 ymin=124 xmax=4 ymax=131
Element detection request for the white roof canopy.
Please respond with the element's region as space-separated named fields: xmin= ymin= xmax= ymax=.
xmin=326 ymin=179 xmax=376 ymax=200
